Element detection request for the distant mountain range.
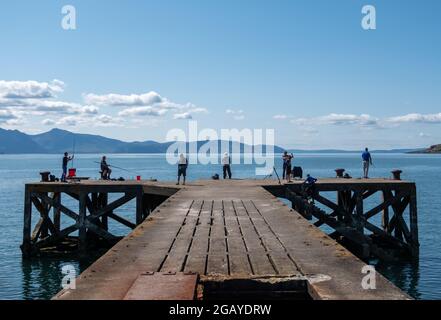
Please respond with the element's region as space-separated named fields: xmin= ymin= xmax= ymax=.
xmin=0 ymin=128 xmax=284 ymax=154
xmin=408 ymin=144 xmax=441 ymax=154
xmin=0 ymin=127 xmax=433 ymax=154
xmin=287 ymin=148 xmax=417 ymax=154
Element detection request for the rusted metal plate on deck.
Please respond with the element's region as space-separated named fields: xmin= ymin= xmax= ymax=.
xmin=123 ymin=272 xmax=198 ymax=300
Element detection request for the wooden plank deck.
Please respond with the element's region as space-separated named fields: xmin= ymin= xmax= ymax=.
xmin=47 ymin=179 xmax=411 ymax=300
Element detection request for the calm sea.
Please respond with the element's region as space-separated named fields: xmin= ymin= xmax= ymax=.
xmin=0 ymin=153 xmax=440 ymax=300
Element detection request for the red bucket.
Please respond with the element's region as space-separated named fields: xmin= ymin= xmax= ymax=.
xmin=68 ymin=168 xmax=77 ymax=178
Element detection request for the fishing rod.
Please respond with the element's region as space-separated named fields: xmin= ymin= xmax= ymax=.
xmin=93 ymin=161 xmax=136 ymax=173
xmin=273 ymin=166 xmax=282 ymax=185
xmin=71 ymin=137 xmax=76 ymax=168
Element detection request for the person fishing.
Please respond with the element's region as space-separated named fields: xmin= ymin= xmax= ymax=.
xmin=177 ymin=153 xmax=188 ymax=185
xmin=100 ymin=156 xmax=112 ymax=180
xmin=222 ymin=152 xmax=232 ymax=179
xmin=61 ymin=152 xmax=74 ymax=182
xmin=362 ymin=147 xmax=373 ymax=179
xmin=282 ymin=151 xmax=289 ymax=179
xmin=282 ymin=152 xmax=294 ymax=182
xmin=302 ymin=174 xmax=318 ymax=202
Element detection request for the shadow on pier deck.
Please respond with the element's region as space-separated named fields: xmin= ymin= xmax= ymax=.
xmin=22 ymin=178 xmax=417 ymax=300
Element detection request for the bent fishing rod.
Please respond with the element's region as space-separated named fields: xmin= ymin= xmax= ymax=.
xmin=93 ymin=161 xmax=136 ymax=173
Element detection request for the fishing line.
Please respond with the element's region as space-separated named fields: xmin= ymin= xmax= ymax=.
xmin=93 ymin=161 xmax=138 ymax=174
xmin=71 ymin=137 xmax=76 ymax=168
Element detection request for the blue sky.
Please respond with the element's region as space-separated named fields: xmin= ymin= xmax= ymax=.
xmin=0 ymin=0 xmax=440 ymax=149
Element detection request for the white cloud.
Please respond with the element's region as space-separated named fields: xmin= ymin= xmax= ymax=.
xmin=273 ymin=114 xmax=288 ymax=120
xmin=42 ymin=119 xmax=56 ymax=126
xmin=84 ymin=91 xmax=194 ymax=112
xmin=94 ymin=114 xmax=123 ymax=127
xmin=0 ymin=80 xmax=64 ymax=99
xmin=118 ymin=106 xmax=168 ymax=117
xmin=0 ymin=82 xmax=209 ymax=128
xmin=173 ymin=107 xmax=207 ymax=120
xmin=89 ymin=91 xmax=207 ymax=120
xmin=174 ymin=112 xmax=193 ymax=120
xmin=291 ymin=113 xmax=379 ymax=127
xmin=226 ymin=109 xmax=245 ymax=121
xmin=319 ymin=113 xmax=379 ymax=126
xmin=0 ymin=99 xmax=99 ymax=117
xmin=0 ymin=82 xmax=109 ymax=121
xmin=84 ymin=91 xmax=163 ymax=107
xmin=3 ymin=118 xmax=25 ymax=126
xmin=48 ymin=114 xmax=122 ymax=127
xmin=189 ymin=107 xmax=208 ymax=114
xmin=57 ymin=116 xmax=79 ymax=126
xmin=387 ymin=113 xmax=441 ymax=124
xmin=0 ymin=109 xmax=18 ymax=123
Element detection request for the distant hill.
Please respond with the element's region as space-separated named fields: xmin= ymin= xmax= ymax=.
xmin=0 ymin=127 xmax=428 ymax=155
xmin=0 ymin=128 xmax=45 ymax=154
xmin=408 ymin=144 xmax=441 ymax=154
xmin=0 ymin=128 xmax=285 ymax=154
xmin=287 ymin=148 xmax=416 ymax=154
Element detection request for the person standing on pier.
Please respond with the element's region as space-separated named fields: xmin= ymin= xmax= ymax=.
xmin=222 ymin=152 xmax=232 ymax=179
xmin=61 ymin=152 xmax=74 ymax=182
xmin=362 ymin=148 xmax=373 ymax=179
xmin=283 ymin=152 xmax=294 ymax=182
xmin=177 ymin=153 xmax=188 ymax=185
xmin=100 ymin=156 xmax=112 ymax=180
xmin=282 ymin=151 xmax=289 ymax=179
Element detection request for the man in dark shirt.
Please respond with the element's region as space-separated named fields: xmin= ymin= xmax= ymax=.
xmin=302 ymin=174 xmax=318 ymax=201
xmin=61 ymin=152 xmax=74 ymax=182
xmin=100 ymin=156 xmax=112 ymax=180
xmin=282 ymin=151 xmax=289 ymax=179
xmin=304 ymin=174 xmax=317 ymax=185
xmin=282 ymin=152 xmax=294 ymax=182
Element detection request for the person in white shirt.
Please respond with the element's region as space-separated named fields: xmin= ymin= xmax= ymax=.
xmin=177 ymin=153 xmax=188 ymax=185
xmin=222 ymin=152 xmax=232 ymax=179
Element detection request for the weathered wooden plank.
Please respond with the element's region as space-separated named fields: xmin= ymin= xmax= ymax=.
xmin=382 ymin=190 xmax=390 ymax=231
xmin=184 ymin=201 xmax=212 ymax=274
xmin=32 ymin=195 xmax=58 ymax=237
xmin=85 ymin=221 xmax=119 ymax=241
xmin=107 ymin=213 xmax=136 ymax=229
xmin=53 ymin=193 xmax=61 ymax=232
xmin=184 ymin=253 xmax=207 ymax=275
xmin=232 ymin=200 xmax=276 ymax=275
xmin=88 ymin=193 xmax=136 ymax=220
xmin=243 ymin=200 xmax=300 ymax=275
xmin=409 ymin=186 xmax=419 ymax=257
xmin=355 ymin=190 xmax=364 ymax=234
xmin=35 ymin=224 xmax=79 ymax=249
xmin=207 ymin=254 xmax=229 ymax=275
xmin=160 ymin=200 xmax=203 ymax=273
xmin=228 ymin=254 xmax=252 ymax=276
xmin=268 ymin=252 xmax=299 ymax=275
xmin=31 ymin=217 xmax=45 ymax=242
xmin=38 ymin=193 xmax=79 ymax=222
xmin=22 ymin=187 xmax=32 ymax=254
xmin=78 ymin=192 xmax=87 ymax=251
xmin=365 ymin=191 xmax=404 ymax=220
xmin=136 ymin=190 xmax=144 ymax=225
